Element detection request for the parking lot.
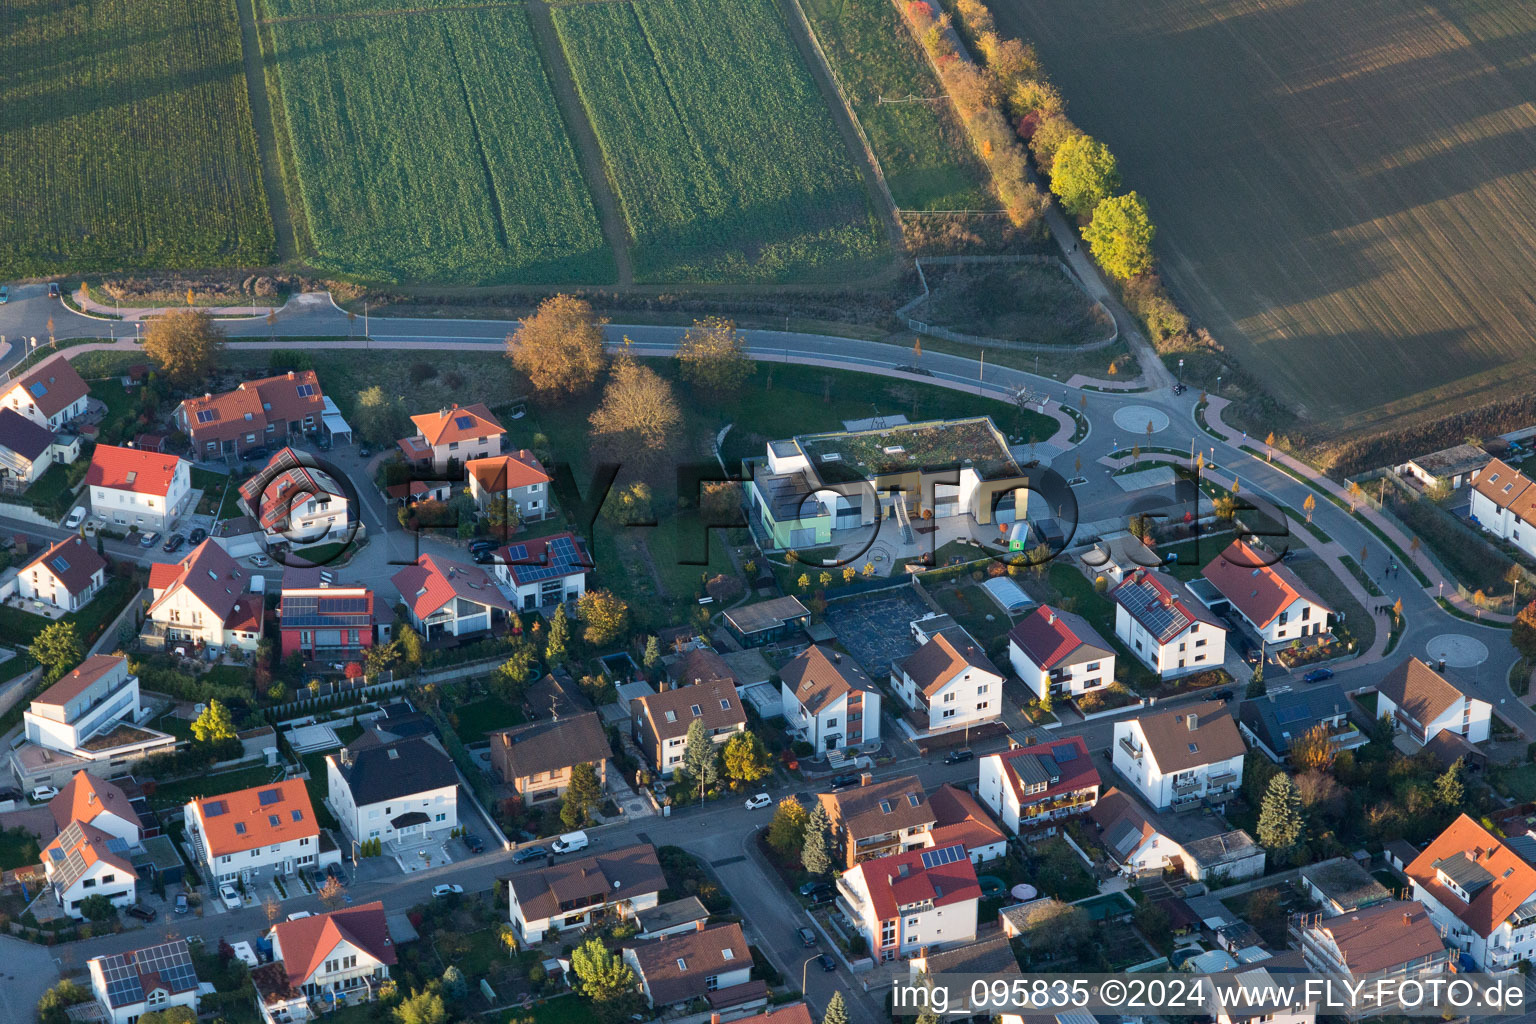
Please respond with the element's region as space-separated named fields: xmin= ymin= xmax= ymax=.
xmin=821 ymin=586 xmax=933 ymax=674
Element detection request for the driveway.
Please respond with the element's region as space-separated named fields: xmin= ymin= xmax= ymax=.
xmin=0 ymin=934 xmax=61 ymax=1021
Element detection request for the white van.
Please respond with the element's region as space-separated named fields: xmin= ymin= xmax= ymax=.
xmin=552 ymin=830 xmax=589 ymax=855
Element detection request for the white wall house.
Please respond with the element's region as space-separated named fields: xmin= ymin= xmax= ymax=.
xmin=892 ymin=616 xmax=1003 ymax=735
xmin=1007 ymin=605 xmax=1115 ymax=699
xmin=467 ymin=451 xmax=553 ymax=522
xmin=325 ymin=736 xmax=458 ymax=851
xmin=43 ymin=820 xmax=138 ymax=919
xmin=398 ymin=403 xmax=505 ymax=472
xmin=185 ymin=779 xmax=324 ymax=885
xmin=1089 ymin=787 xmax=1185 ymax=876
xmin=975 ymin=735 xmax=1101 ymax=837
xmin=1376 ymin=657 xmax=1492 ymax=746
xmin=623 ymin=922 xmax=755 ymax=1010
xmin=1112 ymin=707 xmax=1246 ymax=811
xmin=238 ymin=448 xmax=352 ymax=545
xmin=17 ymin=534 xmax=107 ymax=612
xmin=490 ymin=532 xmax=591 ymax=613
xmin=1469 ymin=459 xmax=1536 ymax=561
xmin=838 ymin=843 xmax=980 ymax=961
xmin=1202 ymin=538 xmax=1333 ymax=645
xmin=779 ymin=644 xmax=881 ymax=753
xmin=86 ymin=444 xmax=192 ymax=534
xmin=88 ymin=941 xmax=201 ymax=1024
xmin=48 ymin=773 xmax=144 ymax=847
xmin=1112 ymin=569 xmax=1227 ymax=679
xmin=392 ymin=554 xmax=514 ymax=641
xmin=24 ymin=654 xmax=170 ymax=761
xmin=1408 ymin=815 xmax=1536 ymax=970
xmin=2 ymin=355 xmax=90 ymax=431
xmin=0 ymin=408 xmax=60 ymax=487
xmin=268 ymin=903 xmax=396 ymax=1002
xmin=144 ymin=540 xmax=264 ymax=652
xmin=507 ymin=843 xmax=665 ymax=944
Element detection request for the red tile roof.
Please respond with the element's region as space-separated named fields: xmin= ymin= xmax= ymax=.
xmin=928 ymin=783 xmax=1006 ymax=853
xmin=8 ymin=355 xmax=89 ymax=418
xmin=147 ymin=562 xmax=181 ymax=591
xmin=1008 ymin=605 xmax=1113 ymax=669
xmin=23 ymin=534 xmax=107 ymax=597
xmin=272 ymin=902 xmax=396 ymax=988
xmin=1406 ymin=814 xmax=1536 ymax=938
xmin=409 ymin=403 xmax=504 ymax=446
xmin=1202 ymin=539 xmax=1330 ymax=629
xmin=237 ymin=448 xmax=344 ymax=530
xmin=1112 ymin=569 xmax=1222 ymax=643
xmin=392 ymin=554 xmax=514 ymax=620
xmin=727 ymin=1004 xmax=814 ymax=1024
xmin=1314 ymin=900 xmax=1447 ymax=974
xmin=44 ymin=819 xmax=134 ymax=889
xmin=178 ymin=371 xmax=325 ymax=444
xmin=468 ymin=451 xmax=549 ymax=492
xmin=988 ymin=735 xmax=1100 ymax=808
xmin=192 ymin=779 xmax=317 ymax=858
xmin=50 ymin=772 xmax=136 ymax=834
xmin=85 ymin=444 xmax=184 ymax=497
xmin=1471 ymin=458 xmax=1531 ymax=512
xmin=852 ymin=843 xmax=980 ymax=923
xmin=898 ymin=629 xmax=997 ymax=697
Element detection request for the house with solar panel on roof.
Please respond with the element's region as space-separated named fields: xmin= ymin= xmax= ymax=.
xmin=836 ymin=842 xmax=981 ymax=961
xmin=397 ymin=403 xmax=504 ymax=474
xmin=175 ymin=370 xmax=329 ymax=461
xmin=1111 ymin=568 xmax=1228 ymax=679
xmin=278 ymin=567 xmax=391 ymax=664
xmin=489 ymin=531 xmax=592 ymax=612
xmin=87 ymin=940 xmax=201 ymax=1024
xmin=16 ymin=533 xmax=108 ymax=612
xmin=391 ymin=553 xmax=515 ymax=640
xmin=43 ymin=817 xmax=138 ymax=918
xmin=1 ymin=354 xmax=91 ymax=431
xmin=239 ymin=448 xmax=354 ymax=546
xmin=185 ymin=778 xmax=332 ymax=886
xmin=975 ymin=734 xmax=1101 ymax=838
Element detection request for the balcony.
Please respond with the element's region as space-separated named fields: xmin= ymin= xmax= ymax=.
xmin=1118 ymin=738 xmax=1143 ymax=761
xmin=1172 ymin=777 xmax=1202 ymax=795
xmin=1206 ymin=770 xmax=1238 ymax=789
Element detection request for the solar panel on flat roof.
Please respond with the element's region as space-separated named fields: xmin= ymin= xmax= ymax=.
xmin=919 ymin=844 xmax=967 ymax=869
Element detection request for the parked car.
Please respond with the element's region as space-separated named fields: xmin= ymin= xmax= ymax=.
xmin=798 ymin=927 xmax=817 ymax=947
xmin=48 ymin=282 xmax=60 ymax=299
xmin=473 ymin=549 xmax=496 ymax=565
xmin=806 ymin=887 xmax=835 ymax=906
xmin=188 ymin=527 xmax=208 ymax=544
xmin=126 ymin=904 xmax=157 ymax=922
xmin=511 ymin=845 xmax=548 ymax=864
xmin=358 ymin=446 xmax=371 ymax=458
xmin=63 ymin=507 xmax=86 ymax=529
xmin=286 ymin=911 xmax=312 ymax=921
xmin=745 ymin=793 xmax=771 ymax=811
xmin=248 ymin=554 xmax=272 ymax=567
xmin=241 ymin=447 xmax=270 ymax=463
xmin=552 ymin=830 xmax=589 ymax=855
xmin=1303 ymin=668 xmax=1335 ymax=683
xmin=29 ymin=785 xmax=58 ymax=802
xmin=174 ymin=893 xmax=189 ymax=915
xmin=162 ymin=533 xmax=186 ymax=553
xmin=468 ymin=539 xmax=499 ymax=554
xmin=462 ymin=833 xmax=485 ymax=854
xmin=325 ymin=863 xmax=348 ymax=887
xmin=817 ymin=953 xmax=837 ymax=972
xmin=82 ymin=518 xmax=102 ymax=537
xmin=943 ymin=749 xmax=974 ymax=765
xmin=829 ymin=773 xmax=861 ymax=790
xmin=1204 ymin=689 xmax=1235 ymax=702
xmin=139 ymin=531 xmax=160 ymax=548
xmin=432 ymin=884 xmax=463 ymax=898
xmin=219 ymin=884 xmax=242 ymax=910
xmin=0 ymin=285 xmax=8 ymax=303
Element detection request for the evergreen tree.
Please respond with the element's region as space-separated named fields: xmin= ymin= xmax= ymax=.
xmin=441 ymin=965 xmax=467 ymax=1000
xmin=191 ymin=700 xmax=237 ymax=743
xmin=545 ymin=605 xmax=570 ymax=665
xmin=642 ymin=635 xmax=662 ymax=670
xmin=1246 ymin=657 xmax=1265 ymax=698
xmin=30 ymin=621 xmax=82 ymax=684
xmin=821 ymin=991 xmax=850 ymax=1024
xmin=682 ymin=718 xmax=719 ymax=799
xmin=1257 ymin=773 xmax=1304 ymax=850
xmin=1435 ymin=757 xmax=1466 ymax=808
xmin=570 ymin=937 xmax=639 ymax=1022
xmin=561 ymin=762 xmax=605 ymax=828
xmin=802 ymin=800 xmax=834 ymax=877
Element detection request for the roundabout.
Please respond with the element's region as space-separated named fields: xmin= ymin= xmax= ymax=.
xmin=1425 ymin=633 xmax=1489 ymax=669
xmin=1112 ymin=404 xmax=1170 ymax=435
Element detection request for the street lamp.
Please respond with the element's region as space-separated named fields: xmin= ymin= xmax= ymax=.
xmin=801 ymin=953 xmax=821 ymax=995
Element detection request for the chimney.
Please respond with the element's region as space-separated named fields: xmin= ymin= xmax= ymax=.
xmin=1047 ymin=611 xmax=1057 ymax=625
xmin=1187 ymin=713 xmax=1198 ymax=731
xmin=695 ymin=919 xmax=707 ymax=932
xmin=287 ymin=371 xmax=295 ymax=379
xmin=712 ymin=1016 xmax=721 ymax=1024
xmin=860 ymin=773 xmax=873 ymax=787
xmin=833 ymin=651 xmax=841 ymax=663
xmin=1403 ymin=912 xmax=1412 ymax=927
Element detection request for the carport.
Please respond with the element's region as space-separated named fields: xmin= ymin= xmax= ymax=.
xmin=322 ymin=397 xmax=353 ymax=445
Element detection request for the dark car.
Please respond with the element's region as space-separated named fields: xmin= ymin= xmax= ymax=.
xmin=797 ymin=927 xmax=817 ymax=947
xmin=473 ymin=549 xmax=497 ymax=565
xmin=463 ymin=833 xmax=485 ymax=854
xmin=817 ymin=953 xmax=837 ymax=972
xmin=242 ymin=446 xmax=270 ymax=463
xmin=511 ymin=844 xmax=548 ymax=864
xmin=126 ymin=904 xmax=157 ymax=922
xmin=798 ymin=879 xmax=832 ymax=898
xmin=1204 ymin=688 xmax=1235 ymax=702
xmin=943 ymin=749 xmax=974 ymax=765
xmin=1303 ymin=668 xmax=1335 ymax=683
xmin=162 ymin=533 xmax=186 ymax=553
xmin=325 ymin=863 xmax=348 ymax=887
xmin=174 ymin=893 xmax=189 ymax=915
xmin=468 ymin=539 xmax=499 ymax=553
xmin=188 ymin=527 xmax=208 ymax=544
xmin=48 ymin=282 xmax=60 ymax=299
xmin=894 ymin=364 xmax=933 ymax=377
xmin=358 ymin=445 xmax=371 ymax=458
xmin=829 ymin=772 xmax=861 ymax=790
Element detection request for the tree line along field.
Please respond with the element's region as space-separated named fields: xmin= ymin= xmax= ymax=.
xmin=800 ymin=0 xmax=992 ymax=211
xmin=551 ymin=0 xmax=886 ymax=283
xmin=0 ymin=0 xmax=274 ymax=277
xmin=992 ymin=0 xmax=1536 ymax=440
xmin=264 ymin=5 xmax=614 ymax=284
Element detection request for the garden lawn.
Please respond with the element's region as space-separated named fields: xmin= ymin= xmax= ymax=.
xmin=0 ymin=827 xmax=41 ymax=871
xmin=0 ymin=576 xmax=138 ymax=646
xmin=148 ymin=762 xmax=277 ymax=809
xmin=0 ymin=0 xmax=273 ymax=277
xmin=1494 ymin=764 xmax=1536 ymax=803
xmin=644 ymin=512 xmax=738 ymax=606
xmin=1288 ymin=554 xmax=1375 ymax=655
xmin=298 ymin=753 xmax=341 ymax=831
xmin=452 ymin=698 xmax=526 ymax=744
xmin=14 ymin=463 xmax=78 ymax=519
xmin=553 ymin=0 xmax=886 ymax=282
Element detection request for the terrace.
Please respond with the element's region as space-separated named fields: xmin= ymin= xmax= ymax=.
xmin=796 ymin=417 xmax=1017 ymax=480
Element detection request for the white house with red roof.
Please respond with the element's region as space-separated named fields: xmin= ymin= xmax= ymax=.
xmin=2 ymin=354 xmax=90 ymax=430
xmin=892 ymin=615 xmax=1004 ymax=736
xmin=185 ymin=779 xmax=327 ymax=885
xmin=393 ymin=554 xmax=515 ymax=639
xmin=85 ymin=444 xmax=191 ymax=534
xmin=1112 ymin=569 xmax=1227 ymax=678
xmin=17 ymin=533 xmax=107 ymax=611
xmin=489 ymin=532 xmax=591 ymax=612
xmin=837 ymin=842 xmax=980 ymax=961
xmin=1408 ymin=814 xmax=1536 ymax=969
xmin=43 ymin=819 xmax=137 ymax=918
xmin=467 ymin=450 xmax=553 ymax=522
xmin=1202 ymin=539 xmax=1332 ymax=645
xmin=144 ymin=540 xmax=264 ymax=652
xmin=1008 ymin=605 xmax=1116 ymax=699
xmin=398 ymin=403 xmax=504 ymax=472
xmin=238 ymin=447 xmax=351 ymax=545
xmin=175 ymin=371 xmax=327 ymax=459
xmin=260 ymin=902 xmax=396 ymax=1014
xmin=976 ymin=734 xmax=1101 ymax=837
xmin=928 ymin=784 xmax=1007 ymax=863
xmin=1469 ymin=459 xmax=1536 ymax=561
xmin=49 ymin=772 xmax=142 ymax=845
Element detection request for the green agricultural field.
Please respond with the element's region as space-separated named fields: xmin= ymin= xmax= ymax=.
xmin=801 ymin=0 xmax=992 ymax=210
xmin=552 ymin=0 xmax=886 ymax=283
xmin=0 ymin=0 xmax=273 ymax=276
xmin=268 ymin=7 xmax=612 ymax=283
xmin=994 ymin=0 xmax=1536 ymax=439
xmin=260 ymin=0 xmax=515 ymax=17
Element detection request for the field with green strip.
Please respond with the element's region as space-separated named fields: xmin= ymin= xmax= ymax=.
xmin=0 ymin=0 xmax=274 ymax=277
xmin=261 ymin=0 xmax=515 ymax=17
xmin=801 ymin=0 xmax=990 ymax=210
xmin=268 ymin=7 xmax=612 ymax=283
xmin=552 ymin=0 xmax=886 ymax=283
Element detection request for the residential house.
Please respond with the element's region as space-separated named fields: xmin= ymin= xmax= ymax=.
xmin=184 ymin=779 xmax=323 ymax=885
xmin=892 ymin=616 xmax=1004 ymax=736
xmin=259 ymin=902 xmax=397 ymax=1018
xmin=49 ymin=773 xmax=143 ymax=846
xmin=1376 ymin=657 xmax=1492 ymax=745
xmin=384 ymin=479 xmax=450 ymax=507
xmin=1090 ymin=786 xmax=1183 ymax=876
xmin=238 ymin=448 xmax=352 ymax=545
xmin=664 ymin=646 xmax=738 ymax=691
xmin=1202 ymin=539 xmax=1333 ymax=645
xmin=506 ymin=842 xmax=665 ymax=943
xmin=927 ymin=784 xmax=1007 ymax=863
xmin=1469 ymin=458 xmax=1536 ymax=560
xmin=489 ymin=532 xmax=591 ymax=612
xmin=17 ymin=533 xmax=107 ymax=612
xmin=1181 ymin=829 xmax=1267 ymax=882
xmin=1407 ymin=814 xmax=1536 ymax=968
xmin=976 ymin=734 xmax=1100 ymax=838
xmin=622 ymin=922 xmax=762 ymax=1013
xmin=88 ymin=941 xmax=200 ymax=1024
xmin=1111 ymin=569 xmax=1228 ymax=679
xmin=1293 ymin=900 xmax=1450 ymax=1018
xmin=722 ymin=595 xmax=811 ymax=648
xmin=743 ymin=417 xmax=1025 ymax=551
xmin=1208 ymin=962 xmax=1317 ymax=1024
xmin=20 ymin=654 xmax=174 ymax=774
xmin=630 ymin=678 xmax=746 ymax=777
xmin=820 ymin=774 xmax=935 ymax=868
xmin=143 ymin=540 xmax=265 ymax=652
xmin=43 ymin=819 xmax=137 ymax=918
xmin=1111 ymin=707 xmax=1246 ymax=811
xmin=0 ymin=408 xmax=61 ymax=487
xmin=176 ymin=371 xmax=328 ymax=459
xmin=1301 ymin=860 xmax=1394 ymax=917
xmin=908 ymin=937 xmax=1022 ymax=1024
xmin=392 ymin=554 xmax=514 ymax=640
xmin=724 ymin=1005 xmax=814 ymax=1024
xmin=467 ymin=451 xmax=552 ymax=522
xmin=398 ymin=403 xmax=504 ymax=473
xmin=1238 ymin=684 xmax=1367 ymax=763
xmin=325 ymin=734 xmax=458 ymax=852
xmin=85 ymin=444 xmax=192 ymax=534
xmin=779 ymin=645 xmax=882 ymax=753
xmin=489 ymin=711 xmax=611 ymax=804
xmin=1007 ymin=604 xmax=1115 ymax=699
xmin=838 ymin=842 xmax=980 ymax=961
xmin=277 ymin=567 xmax=390 ymax=663
xmin=1083 ymin=532 xmax=1164 ymax=586
xmin=636 ymin=897 xmax=711 ymax=939
xmin=1403 ymin=444 xmax=1491 ymax=491
xmin=2 ymin=354 xmax=90 ymax=430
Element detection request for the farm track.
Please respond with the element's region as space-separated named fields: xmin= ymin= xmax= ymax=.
xmin=236 ymin=0 xmax=297 ymax=262
xmin=525 ymin=0 xmax=636 ymax=286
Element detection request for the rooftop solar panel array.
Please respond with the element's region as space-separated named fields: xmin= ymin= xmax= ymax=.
xmin=98 ymin=941 xmax=198 ymax=1007
xmin=504 ymin=534 xmax=591 ymax=583
xmin=919 ymin=844 xmax=967 ymax=869
xmin=280 ymin=594 xmax=373 ymax=627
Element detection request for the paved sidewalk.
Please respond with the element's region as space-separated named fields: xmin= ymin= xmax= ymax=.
xmin=70 ymin=289 xmax=280 ymax=321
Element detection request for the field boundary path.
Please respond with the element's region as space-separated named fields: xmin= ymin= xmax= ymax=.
xmin=524 ymin=0 xmax=635 ymax=287
xmin=235 ymin=0 xmax=298 ymax=262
